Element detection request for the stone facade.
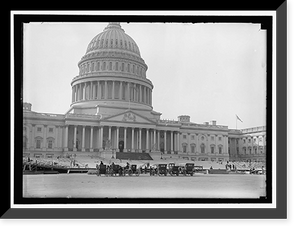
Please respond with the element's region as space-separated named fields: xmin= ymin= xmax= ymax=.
xmin=23 ymin=22 xmax=266 ymax=162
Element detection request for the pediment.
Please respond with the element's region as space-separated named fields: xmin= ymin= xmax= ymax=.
xmin=103 ymin=111 xmax=155 ymax=124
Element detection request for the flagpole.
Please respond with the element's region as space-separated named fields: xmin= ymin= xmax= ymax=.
xmin=236 ymin=116 xmax=237 ymax=130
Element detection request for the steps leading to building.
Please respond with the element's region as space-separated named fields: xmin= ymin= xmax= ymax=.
xmin=116 ymin=152 xmax=153 ymax=160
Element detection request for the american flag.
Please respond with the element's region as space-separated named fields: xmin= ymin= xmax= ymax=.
xmin=236 ymin=115 xmax=243 ymax=122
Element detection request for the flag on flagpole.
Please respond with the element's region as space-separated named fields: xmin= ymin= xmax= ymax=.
xmin=236 ymin=115 xmax=243 ymax=123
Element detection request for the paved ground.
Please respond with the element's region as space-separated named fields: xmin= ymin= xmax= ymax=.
xmin=23 ymin=173 xmax=266 ymax=198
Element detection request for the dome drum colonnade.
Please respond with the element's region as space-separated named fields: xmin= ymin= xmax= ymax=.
xmin=70 ymin=22 xmax=153 ymax=109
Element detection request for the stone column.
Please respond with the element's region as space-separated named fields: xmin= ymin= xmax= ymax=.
xmin=119 ymin=81 xmax=123 ymax=100
xmin=139 ymin=128 xmax=142 ymax=152
xmin=82 ymin=83 xmax=86 ymax=100
xmin=139 ymin=85 xmax=142 ymax=103
xmin=153 ymin=129 xmax=156 ymax=151
xmin=112 ymin=81 xmax=115 ymax=99
xmin=82 ymin=126 xmax=85 ymax=151
xmin=31 ymin=124 xmax=35 ymax=149
xmin=164 ymin=131 xmax=167 ymax=154
xmin=43 ymin=125 xmax=47 ymax=150
xmin=131 ymin=128 xmax=135 ymax=151
xmin=187 ymin=133 xmax=190 ymax=153
xmin=196 ymin=133 xmax=199 ymax=154
xmin=127 ymin=82 xmax=130 ymax=101
xmin=124 ymin=127 xmax=127 ymax=152
xmin=178 ymin=132 xmax=181 ymax=152
xmin=73 ymin=126 xmax=77 ymax=151
xmin=99 ymin=126 xmax=103 ymax=151
xmin=157 ymin=130 xmax=160 ymax=152
xmin=72 ymin=86 xmax=75 ymax=103
xmin=104 ymin=81 xmax=108 ymax=99
xmin=116 ymin=127 xmax=119 ymax=152
xmin=64 ymin=125 xmax=68 ymax=151
xmin=90 ymin=126 xmax=93 ymax=152
xmin=170 ymin=131 xmax=174 ymax=154
xmin=146 ymin=129 xmax=149 ymax=152
xmin=74 ymin=85 xmax=78 ymax=101
xmin=108 ymin=126 xmax=112 ymax=142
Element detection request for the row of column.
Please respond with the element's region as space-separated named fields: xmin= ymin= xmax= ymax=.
xmin=72 ymin=81 xmax=152 ymax=105
xmin=63 ymin=125 xmax=181 ymax=154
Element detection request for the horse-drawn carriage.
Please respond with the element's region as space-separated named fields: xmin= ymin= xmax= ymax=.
xmin=96 ymin=164 xmax=107 ymax=176
xmin=123 ymin=164 xmax=140 ymax=176
xmin=96 ymin=163 xmax=123 ymax=176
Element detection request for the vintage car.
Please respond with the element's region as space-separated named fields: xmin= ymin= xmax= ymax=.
xmin=168 ymin=163 xmax=180 ymax=176
xmin=184 ymin=163 xmax=195 ymax=176
xmin=157 ymin=164 xmax=168 ymax=176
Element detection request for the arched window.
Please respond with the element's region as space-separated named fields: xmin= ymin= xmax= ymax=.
xmin=47 ymin=139 xmax=54 ymax=149
xmin=121 ymin=63 xmax=124 ymax=71
xmin=127 ymin=63 xmax=130 ymax=72
xmin=200 ymin=144 xmax=205 ymax=153
xmin=182 ymin=143 xmax=187 ymax=153
xmin=115 ymin=62 xmax=118 ymax=71
xmin=218 ymin=145 xmax=223 ymax=154
xmin=109 ymin=62 xmax=112 ymax=70
xmin=102 ymin=62 xmax=106 ymax=70
xmin=210 ymin=145 xmax=215 ymax=154
xmin=190 ymin=143 xmax=196 ymax=153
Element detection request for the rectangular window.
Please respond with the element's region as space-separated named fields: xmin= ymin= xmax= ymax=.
xmin=183 ymin=145 xmax=187 ymax=153
xmin=49 ymin=128 xmax=53 ymax=133
xmin=219 ymin=137 xmax=222 ymax=141
xmin=191 ymin=135 xmax=195 ymax=140
xmin=37 ymin=127 xmax=42 ymax=132
xmin=211 ymin=136 xmax=214 ymax=141
xmin=36 ymin=140 xmax=41 ymax=149
xmin=219 ymin=147 xmax=222 ymax=154
xmin=115 ymin=62 xmax=118 ymax=71
xmin=183 ymin=135 xmax=187 ymax=139
xmin=48 ymin=140 xmax=53 ymax=149
xmin=211 ymin=147 xmax=214 ymax=153
xmin=191 ymin=146 xmax=195 ymax=153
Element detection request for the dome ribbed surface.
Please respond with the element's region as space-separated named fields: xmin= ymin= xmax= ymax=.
xmin=86 ymin=22 xmax=141 ymax=57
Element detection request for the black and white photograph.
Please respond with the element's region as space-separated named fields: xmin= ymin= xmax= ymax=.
xmin=21 ymin=20 xmax=268 ymax=200
xmin=6 ymin=5 xmax=289 ymax=221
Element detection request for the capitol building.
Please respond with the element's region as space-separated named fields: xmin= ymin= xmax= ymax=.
xmin=23 ymin=22 xmax=266 ymax=163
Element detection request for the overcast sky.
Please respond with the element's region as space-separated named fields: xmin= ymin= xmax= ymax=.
xmin=23 ymin=22 xmax=266 ymax=129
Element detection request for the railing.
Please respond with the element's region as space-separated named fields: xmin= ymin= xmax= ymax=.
xmin=65 ymin=113 xmax=101 ymax=120
xmin=240 ymin=126 xmax=266 ymax=134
